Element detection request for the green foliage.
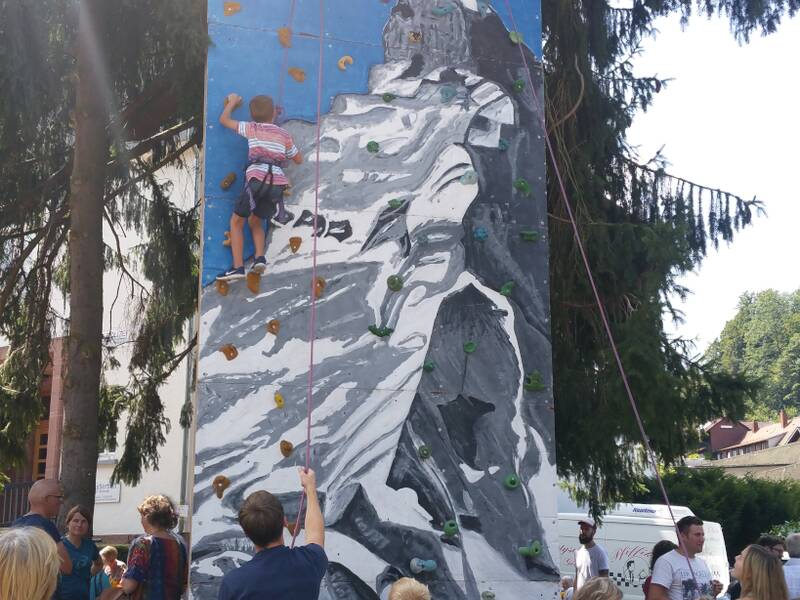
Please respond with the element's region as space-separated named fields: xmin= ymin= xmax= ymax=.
xmin=705 ymin=289 xmax=800 ymax=418
xmin=769 ymin=520 xmax=800 ymax=539
xmin=633 ymin=467 xmax=800 ymax=560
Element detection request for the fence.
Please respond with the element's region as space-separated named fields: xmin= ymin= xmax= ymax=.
xmin=0 ymin=481 xmax=32 ymax=526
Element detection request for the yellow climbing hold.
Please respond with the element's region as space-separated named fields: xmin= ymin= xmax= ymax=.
xmin=278 ymin=27 xmax=292 ymax=48
xmin=274 ymin=392 xmax=285 ymax=409
xmin=222 ymin=231 xmax=231 ymax=247
xmin=288 ymin=67 xmax=306 ymax=83
xmin=223 ymin=2 xmax=241 ymax=17
xmin=246 ymin=271 xmax=260 ymax=294
xmin=337 ymin=55 xmax=353 ymax=71
xmin=220 ymin=344 xmax=238 ymax=361
xmin=212 ymin=475 xmax=231 ymax=499
xmin=215 ymin=280 xmax=229 ymax=296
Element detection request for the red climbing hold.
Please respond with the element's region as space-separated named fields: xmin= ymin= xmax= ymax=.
xmin=212 ymin=475 xmax=231 ymax=499
xmin=280 ymin=440 xmax=294 ymax=458
xmin=314 ymin=277 xmax=326 ymax=299
xmin=220 ymin=344 xmax=238 ymax=361
xmin=267 ymin=319 xmax=280 ymax=335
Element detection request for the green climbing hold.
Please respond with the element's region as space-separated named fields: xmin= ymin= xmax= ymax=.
xmin=514 ymin=178 xmax=532 ymax=195
xmin=509 ymin=31 xmax=523 ymax=44
xmin=387 ymin=274 xmax=404 ymax=291
xmin=520 ymin=230 xmax=540 ymax=242
xmin=368 ymin=325 xmax=394 ymax=338
xmin=418 ymin=445 xmax=432 ymax=459
xmin=498 ymin=138 xmax=510 ymax=151
xmin=382 ymin=92 xmax=396 ymax=103
xmin=512 ymin=78 xmax=525 ymax=93
xmin=519 ymin=539 xmax=543 ymax=557
xmin=500 ymin=281 xmax=515 ymax=297
xmin=367 ymin=141 xmax=380 ymax=153
xmin=443 ymin=519 xmax=459 ymax=537
xmin=524 ymin=371 xmax=546 ymax=392
xmin=388 ymin=198 xmax=403 ymax=209
xmin=504 ymin=474 xmax=521 ymax=490
xmin=423 ymin=360 xmax=435 ymax=372
xmin=463 ymin=341 xmax=477 ymax=354
xmin=481 ymin=593 xmax=496 ymax=600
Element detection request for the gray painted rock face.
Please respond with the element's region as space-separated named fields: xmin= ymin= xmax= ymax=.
xmin=193 ymin=1 xmax=555 ymax=598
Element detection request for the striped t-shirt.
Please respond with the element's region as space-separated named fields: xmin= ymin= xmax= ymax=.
xmin=237 ymin=121 xmax=299 ymax=186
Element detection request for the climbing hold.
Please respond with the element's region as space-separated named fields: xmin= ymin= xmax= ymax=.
xmin=481 ymin=593 xmax=496 ymax=600
xmin=288 ymin=67 xmax=306 ymax=83
xmin=519 ymin=540 xmax=543 ymax=557
xmin=513 ymin=178 xmax=532 ymax=196
xmin=283 ymin=185 xmax=292 ymax=197
xmin=215 ymin=280 xmax=229 ymax=296
xmin=279 ymin=440 xmax=294 ymax=458
xmin=367 ymin=141 xmax=380 ymax=153
xmin=459 ymin=170 xmax=478 ymax=185
xmin=219 ymin=344 xmax=238 ymax=361
xmin=509 ymin=31 xmax=523 ymax=44
xmin=463 ymin=341 xmax=477 ymax=354
xmin=278 ymin=27 xmax=292 ymax=48
xmin=222 ymin=231 xmax=232 ymax=247
xmin=387 ymin=274 xmax=404 ymax=292
xmin=477 ymin=0 xmax=491 ymax=16
xmin=289 ymin=236 xmax=302 ymax=253
xmin=418 ymin=445 xmax=432 ymax=459
xmin=410 ymin=558 xmax=437 ymax=574
xmin=337 ymin=55 xmax=353 ymax=71
xmin=388 ymin=198 xmax=402 ymax=209
xmin=524 ymin=371 xmax=546 ymax=392
xmin=520 ymin=230 xmax=540 ymax=242
xmin=382 ymin=92 xmax=396 ymax=103
xmin=314 ymin=276 xmax=326 ymax=299
xmin=512 ymin=78 xmax=526 ymax=93
xmin=368 ymin=325 xmax=394 ymax=338
xmin=498 ymin=138 xmax=510 ymax=151
xmin=223 ymin=2 xmax=241 ymax=16
xmin=212 ymin=475 xmax=231 ymax=499
xmin=443 ymin=520 xmax=459 ymax=537
xmin=408 ymin=31 xmax=423 ymax=43
xmin=286 ymin=521 xmax=297 ymax=535
xmin=473 ymin=226 xmax=489 ymax=241
xmin=440 ymin=85 xmax=457 ymax=103
xmin=267 ymin=319 xmax=280 ymax=335
xmin=274 ymin=392 xmax=285 ymax=409
xmin=246 ymin=271 xmax=260 ymax=294
xmin=220 ymin=172 xmax=237 ymax=190
xmin=500 ymin=281 xmax=515 ymax=296
xmin=432 ymin=3 xmax=456 ymax=16
xmin=423 ymin=360 xmax=435 ymax=373
xmin=504 ymin=473 xmax=521 ymax=490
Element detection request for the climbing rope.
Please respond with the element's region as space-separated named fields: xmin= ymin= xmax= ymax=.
xmin=289 ymin=0 xmax=325 ymax=548
xmin=500 ymin=0 xmax=701 ymax=586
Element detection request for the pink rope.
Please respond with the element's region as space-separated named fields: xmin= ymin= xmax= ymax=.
xmin=290 ymin=0 xmax=325 ymax=548
xmin=500 ymin=0 xmax=702 ymax=586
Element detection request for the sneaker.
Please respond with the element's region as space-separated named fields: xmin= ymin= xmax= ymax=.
xmin=251 ymin=256 xmax=267 ymax=274
xmin=216 ymin=267 xmax=245 ymax=281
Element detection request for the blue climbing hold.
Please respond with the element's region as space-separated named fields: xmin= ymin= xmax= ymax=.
xmin=498 ymin=138 xmax=510 ymax=151
xmin=473 ymin=226 xmax=488 ymax=241
xmin=410 ymin=558 xmax=437 ymax=573
xmin=432 ymin=3 xmax=456 ymax=16
xmin=440 ymin=85 xmax=457 ymax=103
xmin=460 ymin=170 xmax=478 ymax=185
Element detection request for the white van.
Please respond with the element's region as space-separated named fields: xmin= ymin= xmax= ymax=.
xmin=558 ymin=504 xmax=730 ymax=600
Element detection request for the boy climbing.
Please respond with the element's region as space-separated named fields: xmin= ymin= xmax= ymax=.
xmin=217 ymin=93 xmax=302 ymax=281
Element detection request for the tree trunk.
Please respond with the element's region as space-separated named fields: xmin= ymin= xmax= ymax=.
xmin=60 ymin=0 xmax=108 ymax=524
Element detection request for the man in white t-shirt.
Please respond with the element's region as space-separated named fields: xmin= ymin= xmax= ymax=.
xmin=574 ymin=517 xmax=609 ymax=591
xmin=784 ymin=533 xmax=800 ymax=600
xmin=649 ymin=516 xmax=723 ymax=600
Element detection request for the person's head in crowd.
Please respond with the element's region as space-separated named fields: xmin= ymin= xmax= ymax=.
xmin=676 ymin=515 xmax=705 ymax=557
xmin=0 ymin=526 xmax=60 ymax=600
xmin=65 ymin=505 xmax=92 ymax=541
xmin=786 ymin=533 xmax=800 ymax=559
xmin=389 ymin=577 xmax=431 ymax=600
xmin=238 ymin=491 xmax=285 ymax=548
xmin=137 ymin=495 xmax=178 ymax=534
xmin=27 ymin=478 xmax=64 ymax=518
xmin=578 ymin=517 xmax=597 ymax=545
xmin=573 ymin=576 xmax=622 ymax=600
xmin=562 ymin=575 xmax=575 ymax=590
xmin=99 ymin=545 xmax=118 ymax=567
xmin=756 ymin=534 xmax=785 ymax=559
xmin=650 ymin=539 xmax=678 ymax=570
xmin=733 ymin=544 xmax=788 ymax=600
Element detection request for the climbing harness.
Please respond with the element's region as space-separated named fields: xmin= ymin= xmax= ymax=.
xmin=244 ymin=158 xmax=290 ymax=223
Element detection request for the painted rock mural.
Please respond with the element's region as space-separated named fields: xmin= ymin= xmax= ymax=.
xmin=193 ymin=0 xmax=556 ymax=598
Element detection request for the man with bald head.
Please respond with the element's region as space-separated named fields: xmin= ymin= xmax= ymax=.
xmin=12 ymin=478 xmax=72 ymax=574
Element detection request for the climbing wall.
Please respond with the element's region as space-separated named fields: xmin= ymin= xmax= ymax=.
xmin=193 ymin=1 xmax=555 ymax=598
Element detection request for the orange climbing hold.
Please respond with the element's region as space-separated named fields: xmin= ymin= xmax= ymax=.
xmin=314 ymin=276 xmax=326 ymax=299
xmin=288 ymin=67 xmax=306 ymax=83
xmin=289 ymin=236 xmax=302 ymax=253
xmin=222 ymin=231 xmax=232 ymax=247
xmin=220 ymin=172 xmax=237 ymax=190
xmin=267 ymin=319 xmax=281 ymax=335
xmin=220 ymin=344 xmax=238 ymax=361
xmin=280 ymin=440 xmax=294 ymax=458
xmin=246 ymin=271 xmax=260 ymax=294
xmin=337 ymin=55 xmax=353 ymax=71
xmin=212 ymin=475 xmax=231 ymax=499
xmin=223 ymin=2 xmax=241 ymax=16
xmin=278 ymin=27 xmax=292 ymax=48
xmin=216 ymin=280 xmax=229 ymax=296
